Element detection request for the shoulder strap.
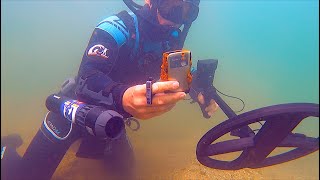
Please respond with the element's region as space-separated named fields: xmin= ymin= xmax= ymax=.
xmin=116 ymin=11 xmax=140 ymax=58
xmin=96 ymin=11 xmax=140 ymax=58
xmin=96 ymin=14 xmax=130 ymax=47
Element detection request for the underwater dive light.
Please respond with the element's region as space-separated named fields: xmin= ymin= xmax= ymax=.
xmin=46 ymin=94 xmax=125 ymax=139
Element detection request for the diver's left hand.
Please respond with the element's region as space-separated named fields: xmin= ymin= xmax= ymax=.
xmin=197 ymin=92 xmax=219 ymax=117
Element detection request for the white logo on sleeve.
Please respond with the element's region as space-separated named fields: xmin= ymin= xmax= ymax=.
xmin=1 ymin=146 xmax=6 ymax=160
xmin=88 ymin=44 xmax=109 ymax=59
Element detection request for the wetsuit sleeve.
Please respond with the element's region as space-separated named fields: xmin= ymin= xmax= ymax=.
xmin=76 ymin=27 xmax=131 ymax=117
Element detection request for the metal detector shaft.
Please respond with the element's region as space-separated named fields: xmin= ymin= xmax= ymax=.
xmin=203 ymin=86 xmax=237 ymax=119
xmin=203 ymin=86 xmax=254 ymax=138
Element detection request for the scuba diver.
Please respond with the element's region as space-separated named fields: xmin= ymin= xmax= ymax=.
xmin=1 ymin=0 xmax=219 ymax=179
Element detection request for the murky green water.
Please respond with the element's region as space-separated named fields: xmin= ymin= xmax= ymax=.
xmin=2 ymin=0 xmax=319 ymax=179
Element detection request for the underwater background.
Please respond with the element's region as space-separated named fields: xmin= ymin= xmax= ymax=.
xmin=1 ymin=0 xmax=319 ymax=179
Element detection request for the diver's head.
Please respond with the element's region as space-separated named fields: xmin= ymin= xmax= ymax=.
xmin=124 ymin=0 xmax=199 ymax=47
xmin=146 ymin=0 xmax=200 ymax=27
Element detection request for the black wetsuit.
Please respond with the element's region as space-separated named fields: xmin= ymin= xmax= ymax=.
xmin=1 ymin=7 xmax=184 ymax=180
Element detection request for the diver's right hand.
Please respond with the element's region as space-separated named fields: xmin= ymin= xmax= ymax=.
xmin=122 ymin=81 xmax=186 ymax=120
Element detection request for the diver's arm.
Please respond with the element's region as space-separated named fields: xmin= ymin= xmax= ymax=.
xmin=76 ymin=28 xmax=131 ymax=117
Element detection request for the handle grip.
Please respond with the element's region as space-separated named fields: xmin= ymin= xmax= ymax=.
xmin=199 ymin=89 xmax=212 ymax=119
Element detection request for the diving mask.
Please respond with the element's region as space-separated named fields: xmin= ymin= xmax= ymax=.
xmin=158 ymin=0 xmax=199 ymax=24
